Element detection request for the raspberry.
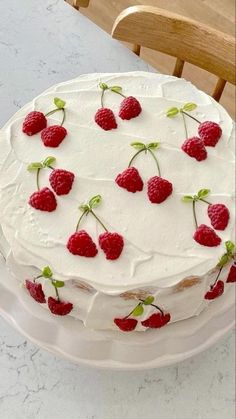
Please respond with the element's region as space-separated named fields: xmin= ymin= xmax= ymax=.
xmin=49 ymin=169 xmax=74 ymax=196
xmin=198 ymin=121 xmax=222 ymax=147
xmin=95 ymin=108 xmax=117 ymax=130
xmin=226 ymin=264 xmax=236 ymax=283
xmin=193 ymin=224 xmax=221 ymax=247
xmin=181 ymin=137 xmax=207 ymax=161
xmin=204 ymin=280 xmax=224 ymax=300
xmin=67 ymin=230 xmax=98 ymax=257
xmin=207 ymin=204 xmax=230 ymax=230
xmin=41 ymin=125 xmax=67 ymax=147
xmin=25 ymin=280 xmax=46 ymax=303
xmin=99 ymin=232 xmax=124 ymax=260
xmin=22 ymin=111 xmax=47 ymax=136
xmin=141 ymin=312 xmax=171 ymax=328
xmin=48 ymin=297 xmax=73 ymax=316
xmin=114 ymin=318 xmax=138 ymax=332
xmin=119 ymin=96 xmax=142 ymax=120
xmin=115 ymin=167 xmax=143 ymax=193
xmin=29 ymin=187 xmax=57 ymax=212
xmin=147 ymin=176 xmax=173 ymax=203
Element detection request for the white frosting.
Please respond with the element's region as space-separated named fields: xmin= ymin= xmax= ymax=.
xmin=0 ymin=72 xmax=235 ymax=331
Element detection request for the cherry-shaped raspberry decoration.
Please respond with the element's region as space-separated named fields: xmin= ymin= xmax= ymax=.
xmin=226 ymin=264 xmax=236 ymax=283
xmin=193 ymin=224 xmax=221 ymax=247
xmin=198 ymin=121 xmax=222 ymax=147
xmin=67 ymin=230 xmax=98 ymax=257
xmin=207 ymin=204 xmax=230 ymax=230
xmin=147 ymin=176 xmax=173 ymax=203
xmin=29 ymin=187 xmax=57 ymax=212
xmin=119 ymin=96 xmax=142 ymax=120
xmin=99 ymin=232 xmax=124 ymax=260
xmin=95 ymin=108 xmax=117 ymax=131
xmin=114 ymin=318 xmax=138 ymax=332
xmin=41 ymin=125 xmax=67 ymax=147
xmin=22 ymin=111 xmax=47 ymax=136
xmin=141 ymin=312 xmax=171 ymax=328
xmin=48 ymin=297 xmax=73 ymax=316
xmin=25 ymin=280 xmax=46 ymax=303
xmin=49 ymin=169 xmax=75 ymax=196
xmin=204 ymin=280 xmax=224 ymax=300
xmin=115 ymin=167 xmax=143 ymax=193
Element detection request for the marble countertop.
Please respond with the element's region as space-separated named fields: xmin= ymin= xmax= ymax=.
xmin=0 ymin=1 xmax=235 ymax=418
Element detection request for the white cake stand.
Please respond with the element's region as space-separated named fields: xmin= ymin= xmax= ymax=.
xmin=0 ymin=256 xmax=234 ymax=370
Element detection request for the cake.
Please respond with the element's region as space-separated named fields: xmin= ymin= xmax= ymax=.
xmin=0 ymin=71 xmax=235 ymax=332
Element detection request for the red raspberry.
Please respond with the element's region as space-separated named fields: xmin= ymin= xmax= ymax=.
xmin=49 ymin=169 xmax=75 ymax=196
xmin=22 ymin=111 xmax=47 ymax=136
xmin=41 ymin=125 xmax=67 ymax=147
xmin=147 ymin=176 xmax=173 ymax=204
xmin=99 ymin=232 xmax=124 ymax=260
xmin=67 ymin=230 xmax=98 ymax=257
xmin=226 ymin=264 xmax=236 ymax=283
xmin=95 ymin=108 xmax=117 ymax=130
xmin=181 ymin=137 xmax=207 ymax=161
xmin=115 ymin=167 xmax=143 ymax=193
xmin=25 ymin=280 xmax=46 ymax=303
xmin=207 ymin=204 xmax=230 ymax=230
xmin=48 ymin=297 xmax=73 ymax=316
xmin=193 ymin=224 xmax=221 ymax=247
xmin=141 ymin=312 xmax=171 ymax=328
xmin=119 ymin=96 xmax=142 ymax=120
xmin=114 ymin=318 xmax=138 ymax=332
xmin=29 ymin=187 xmax=57 ymax=212
xmin=204 ymin=280 xmax=224 ymax=300
xmin=198 ymin=121 xmax=222 ymax=147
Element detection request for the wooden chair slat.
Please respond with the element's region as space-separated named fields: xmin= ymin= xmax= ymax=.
xmin=132 ymin=44 xmax=141 ymax=56
xmin=112 ymin=6 xmax=236 ymax=89
xmin=212 ymin=78 xmax=227 ymax=102
xmin=173 ymin=58 xmax=185 ymax=77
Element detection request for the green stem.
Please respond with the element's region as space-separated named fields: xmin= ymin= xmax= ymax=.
xmin=45 ymin=108 xmax=66 ymax=126
xmin=192 ymin=200 xmax=198 ymax=229
xmin=101 ymin=89 xmax=105 ymax=108
xmin=199 ymin=198 xmax=211 ymax=205
xmin=147 ymin=149 xmax=161 ymax=177
xmin=211 ymin=266 xmax=223 ymax=288
xmin=128 ymin=148 xmax=145 ymax=167
xmin=181 ymin=111 xmax=188 ymax=139
xmin=110 ymin=89 xmax=126 ymax=98
xmin=33 ymin=274 xmax=43 ymax=283
xmin=53 ymin=282 xmax=60 ymax=301
xmin=76 ymin=210 xmax=88 ymax=232
xmin=139 ymin=299 xmax=164 ymax=316
xmin=90 ymin=210 xmax=108 ymax=232
xmin=181 ymin=110 xmax=201 ymax=124
xmin=36 ymin=168 xmax=40 ymax=190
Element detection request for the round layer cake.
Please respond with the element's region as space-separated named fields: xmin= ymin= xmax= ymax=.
xmin=0 ymin=72 xmax=235 ymax=332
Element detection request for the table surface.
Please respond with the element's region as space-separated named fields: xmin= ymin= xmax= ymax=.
xmin=0 ymin=1 xmax=235 ymax=418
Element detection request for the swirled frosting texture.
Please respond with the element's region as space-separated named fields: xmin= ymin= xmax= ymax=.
xmin=0 ymin=72 xmax=235 ymax=294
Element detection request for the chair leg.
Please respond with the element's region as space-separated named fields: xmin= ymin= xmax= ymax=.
xmin=132 ymin=44 xmax=141 ymax=56
xmin=173 ymin=58 xmax=185 ymax=78
xmin=212 ymin=78 xmax=226 ymax=102
xmin=73 ymin=0 xmax=80 ymax=9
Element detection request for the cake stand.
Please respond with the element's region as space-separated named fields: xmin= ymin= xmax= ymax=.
xmin=0 ymin=256 xmax=234 ymax=370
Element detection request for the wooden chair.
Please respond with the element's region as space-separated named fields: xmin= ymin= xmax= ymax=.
xmin=112 ymin=6 xmax=235 ymax=101
xmin=67 ymin=0 xmax=90 ymax=10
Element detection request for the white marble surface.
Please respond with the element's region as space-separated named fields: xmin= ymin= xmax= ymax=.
xmin=0 ymin=0 xmax=235 ymax=418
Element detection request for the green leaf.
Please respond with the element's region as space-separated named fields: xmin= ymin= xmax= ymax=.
xmin=27 ymin=162 xmax=43 ymax=171
xmin=182 ymin=195 xmax=194 ymax=202
xmin=147 ymin=142 xmax=160 ymax=150
xmin=130 ymin=142 xmax=146 ymax=150
xmin=43 ymin=156 xmax=56 ymax=167
xmin=197 ymin=189 xmax=210 ymax=198
xmin=42 ymin=266 xmax=53 ymax=278
xmin=143 ymin=296 xmax=154 ymax=305
xmin=99 ymin=82 xmax=108 ymax=90
xmin=182 ymin=102 xmax=197 ymax=112
xmin=225 ymin=240 xmax=235 ymax=254
xmin=218 ymin=254 xmax=229 ymax=267
xmin=54 ymin=97 xmax=66 ymax=109
xmin=132 ymin=304 xmax=144 ymax=317
xmin=89 ymin=195 xmax=102 ymax=209
xmin=166 ymin=107 xmax=179 ymax=117
xmin=110 ymin=86 xmax=122 ymax=93
xmin=52 ymin=280 xmax=65 ymax=288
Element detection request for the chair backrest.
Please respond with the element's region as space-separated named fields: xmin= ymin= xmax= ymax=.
xmin=112 ymin=5 xmax=236 ymax=101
